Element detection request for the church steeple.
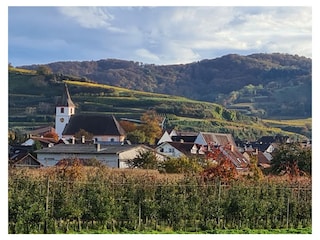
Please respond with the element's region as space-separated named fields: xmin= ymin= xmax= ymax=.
xmin=55 ymin=83 xmax=75 ymax=139
xmin=58 ymin=83 xmax=75 ymax=107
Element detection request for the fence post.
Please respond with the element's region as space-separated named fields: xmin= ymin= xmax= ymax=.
xmin=138 ymin=200 xmax=141 ymax=231
xmin=44 ymin=177 xmax=50 ymax=234
xmin=286 ymin=196 xmax=290 ymax=229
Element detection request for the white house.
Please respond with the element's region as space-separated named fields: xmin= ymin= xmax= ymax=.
xmin=155 ymin=141 xmax=199 ymax=158
xmin=35 ymin=143 xmax=160 ymax=168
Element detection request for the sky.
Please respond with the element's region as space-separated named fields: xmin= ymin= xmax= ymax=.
xmin=8 ymin=5 xmax=313 ymax=67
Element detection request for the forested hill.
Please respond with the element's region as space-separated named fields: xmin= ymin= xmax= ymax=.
xmin=19 ymin=53 xmax=312 ymax=119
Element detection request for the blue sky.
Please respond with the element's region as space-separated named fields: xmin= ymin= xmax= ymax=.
xmin=8 ymin=5 xmax=312 ymax=67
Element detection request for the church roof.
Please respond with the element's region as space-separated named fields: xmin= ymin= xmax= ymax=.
xmin=57 ymin=83 xmax=75 ymax=107
xmin=62 ymin=114 xmax=126 ymax=136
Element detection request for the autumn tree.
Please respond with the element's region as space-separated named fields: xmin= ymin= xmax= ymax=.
xmin=138 ymin=110 xmax=163 ymax=145
xmin=119 ymin=120 xmax=137 ymax=132
xmin=201 ymin=149 xmax=238 ymax=182
xmin=36 ymin=65 xmax=52 ymax=75
xmin=74 ymin=129 xmax=93 ymax=141
xmin=201 ymin=159 xmax=238 ymax=183
xmin=43 ymin=131 xmax=59 ymax=141
xmin=248 ymin=154 xmax=264 ymax=181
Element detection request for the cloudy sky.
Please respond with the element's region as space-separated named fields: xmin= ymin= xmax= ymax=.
xmin=8 ymin=5 xmax=312 ymax=66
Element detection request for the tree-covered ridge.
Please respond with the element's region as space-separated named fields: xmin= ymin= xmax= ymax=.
xmin=8 ymin=67 xmax=311 ymax=140
xmin=18 ymin=53 xmax=311 ymax=119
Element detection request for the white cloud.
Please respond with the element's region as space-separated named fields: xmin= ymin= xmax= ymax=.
xmin=153 ymin=7 xmax=312 ymax=60
xmin=135 ymin=48 xmax=160 ymax=62
xmin=8 ymin=6 xmax=312 ymax=66
xmin=58 ymin=7 xmax=122 ymax=31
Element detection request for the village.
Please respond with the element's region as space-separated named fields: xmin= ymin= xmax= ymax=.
xmin=8 ymin=83 xmax=311 ymax=174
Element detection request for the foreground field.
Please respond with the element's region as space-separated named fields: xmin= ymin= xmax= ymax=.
xmin=69 ymin=227 xmax=312 ymax=234
xmin=8 ymin=167 xmax=311 ymax=234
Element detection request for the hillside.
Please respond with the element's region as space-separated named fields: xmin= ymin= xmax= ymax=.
xmin=8 ymin=68 xmax=311 ymax=140
xmin=19 ymin=53 xmax=312 ymax=119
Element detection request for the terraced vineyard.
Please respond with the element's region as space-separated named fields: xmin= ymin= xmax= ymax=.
xmin=8 ymin=68 xmax=311 ymax=140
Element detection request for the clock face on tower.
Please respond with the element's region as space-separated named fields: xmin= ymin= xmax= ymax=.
xmin=60 ymin=117 xmax=64 ymax=123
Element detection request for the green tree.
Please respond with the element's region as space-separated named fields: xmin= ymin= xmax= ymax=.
xmin=271 ymin=142 xmax=311 ymax=177
xmin=162 ymin=156 xmax=203 ymax=174
xmin=127 ymin=150 xmax=159 ymax=169
xmin=126 ymin=129 xmax=146 ymax=144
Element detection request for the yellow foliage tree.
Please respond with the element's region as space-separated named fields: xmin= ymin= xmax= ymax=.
xmin=138 ymin=110 xmax=162 ymax=145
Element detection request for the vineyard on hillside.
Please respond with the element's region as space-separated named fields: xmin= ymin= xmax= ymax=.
xmin=8 ymin=167 xmax=311 ymax=234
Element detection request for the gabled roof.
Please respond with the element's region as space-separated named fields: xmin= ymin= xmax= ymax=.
xmin=62 ymin=114 xmax=126 ymax=136
xmin=171 ymin=130 xmax=198 ymax=137
xmin=57 ymin=83 xmax=75 ymax=107
xmin=256 ymin=135 xmax=289 ymax=144
xmin=166 ymin=142 xmax=197 ymax=156
xmin=195 ymin=132 xmax=236 ymax=146
xmin=171 ymin=135 xmax=197 ymax=143
xmin=29 ymin=126 xmax=55 ymax=136
xmin=247 ymin=142 xmax=271 ymax=152
xmin=9 ymin=152 xmax=43 ymax=167
xmin=157 ymin=130 xmax=172 ymax=145
xmin=219 ymin=146 xmax=249 ymax=169
xmin=21 ymin=137 xmax=58 ymax=146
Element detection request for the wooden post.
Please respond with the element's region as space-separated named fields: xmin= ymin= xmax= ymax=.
xmin=44 ymin=177 xmax=50 ymax=234
xmin=286 ymin=196 xmax=290 ymax=229
xmin=138 ymin=200 xmax=141 ymax=231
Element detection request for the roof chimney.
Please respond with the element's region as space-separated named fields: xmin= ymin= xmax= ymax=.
xmin=81 ymin=136 xmax=85 ymax=144
xmin=95 ymin=143 xmax=101 ymax=152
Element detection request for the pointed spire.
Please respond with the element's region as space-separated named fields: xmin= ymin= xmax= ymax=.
xmin=58 ymin=83 xmax=75 ymax=107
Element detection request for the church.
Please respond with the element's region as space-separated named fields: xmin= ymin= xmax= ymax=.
xmin=55 ymin=83 xmax=126 ymax=144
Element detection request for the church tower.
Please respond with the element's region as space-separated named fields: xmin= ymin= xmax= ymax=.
xmin=55 ymin=83 xmax=75 ymax=139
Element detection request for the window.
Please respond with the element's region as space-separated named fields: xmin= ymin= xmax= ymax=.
xmin=60 ymin=107 xmax=64 ymax=113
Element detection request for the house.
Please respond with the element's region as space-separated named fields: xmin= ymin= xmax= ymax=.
xmin=9 ymin=152 xmax=43 ymax=168
xmin=194 ymin=132 xmax=249 ymax=170
xmin=29 ymin=126 xmax=56 ymax=137
xmin=21 ymin=136 xmax=58 ymax=148
xmin=256 ymin=135 xmax=290 ymax=145
xmin=35 ymin=143 xmax=163 ymax=168
xmin=155 ymin=141 xmax=199 ymax=158
xmin=157 ymin=129 xmax=198 ymax=145
xmin=243 ymin=149 xmax=272 ymax=169
xmin=194 ymin=132 xmax=237 ymax=149
xmin=62 ymin=114 xmax=126 ymax=143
